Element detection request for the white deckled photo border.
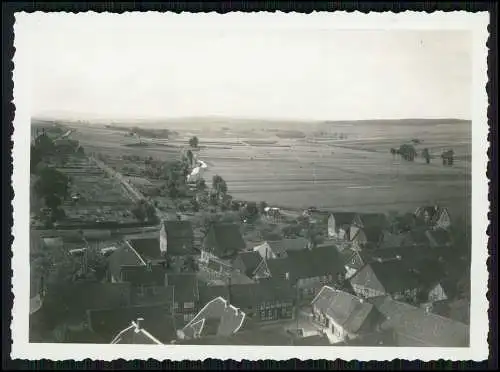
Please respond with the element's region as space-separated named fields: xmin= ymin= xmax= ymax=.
xmin=11 ymin=11 xmax=490 ymax=361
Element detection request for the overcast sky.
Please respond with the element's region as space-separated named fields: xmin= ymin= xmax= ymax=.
xmin=24 ymin=14 xmax=472 ymax=121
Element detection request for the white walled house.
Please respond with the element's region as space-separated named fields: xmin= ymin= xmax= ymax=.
xmin=311 ymin=286 xmax=378 ymax=344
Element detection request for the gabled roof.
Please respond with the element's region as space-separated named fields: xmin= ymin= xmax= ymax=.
xmin=127 ymin=238 xmax=162 ymax=261
xmin=120 ymin=264 xmax=166 ymax=287
xmin=234 ymin=251 xmax=263 ymax=277
xmin=199 ymin=278 xmax=295 ymax=309
xmin=350 ymin=260 xmax=420 ymax=294
xmin=88 ymin=304 xmax=176 ymax=344
xmin=267 ymin=245 xmax=345 ymax=282
xmin=415 ymin=206 xmax=449 ymax=225
xmin=312 ymin=286 xmax=375 ymax=334
xmin=108 ymin=245 xmax=145 ymax=280
xmin=163 ymin=220 xmax=195 ymax=256
xmin=180 ymin=297 xmax=246 ymax=339
xmin=204 ymin=223 xmax=246 ymax=258
xmin=329 ymin=212 xmax=357 ymax=227
xmin=353 ymin=213 xmax=388 ymax=228
xmin=111 ymin=320 xmax=163 ymax=344
xmin=166 ymin=273 xmax=200 ymax=304
xmin=268 ymin=237 xmax=309 ymax=255
xmin=426 ymin=228 xmax=452 ymax=246
xmin=369 ymin=296 xmax=469 ymax=347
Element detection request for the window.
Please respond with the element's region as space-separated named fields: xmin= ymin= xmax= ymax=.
xmin=184 ymin=302 xmax=195 ymax=310
xmin=184 ymin=313 xmax=194 ymax=322
xmin=136 ymin=286 xmax=145 ymax=297
xmin=173 ymin=302 xmax=179 ymax=311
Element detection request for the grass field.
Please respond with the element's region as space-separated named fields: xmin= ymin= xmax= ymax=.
xmin=51 ymin=118 xmax=471 ymax=221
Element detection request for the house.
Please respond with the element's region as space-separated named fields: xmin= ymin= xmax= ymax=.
xmin=253 ymin=237 xmax=309 ymax=260
xmin=425 ymin=228 xmax=453 ymax=248
xmin=88 ymin=304 xmax=177 ymax=344
xmin=349 ymin=226 xmax=385 ymax=250
xmin=126 ymin=238 xmax=164 ymax=262
xmin=352 ymin=213 xmax=388 ymax=229
xmin=369 ymin=295 xmax=469 ymax=347
xmin=111 ymin=318 xmax=164 ymax=344
xmin=232 ymin=251 xmax=264 ymax=279
xmin=199 ymin=278 xmax=295 ymax=322
xmin=177 ymin=296 xmax=246 ymax=340
xmin=119 ymin=263 xmax=168 ymax=296
xmin=349 ymin=260 xmax=420 ymax=303
xmin=341 ymin=244 xmax=437 ymax=280
xmin=160 ymin=220 xmax=195 ymax=256
xmin=430 ymin=298 xmax=470 ymax=325
xmin=414 ymin=205 xmax=452 ymax=230
xmin=327 ymin=212 xmax=356 ymax=240
xmin=40 ymin=282 xmax=132 ymax=342
xmin=107 ymin=244 xmax=146 ymax=283
xmin=266 ymin=245 xmax=347 ymax=301
xmin=166 ymin=273 xmax=200 ymax=323
xmin=310 ymin=286 xmax=380 ymax=344
xmin=201 ymin=223 xmax=246 ymax=262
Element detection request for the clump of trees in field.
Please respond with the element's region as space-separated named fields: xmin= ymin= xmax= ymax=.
xmin=131 ymin=199 xmax=159 ymax=224
xmin=189 ymin=136 xmax=199 ymax=148
xmin=34 ymin=167 xmax=71 ymax=225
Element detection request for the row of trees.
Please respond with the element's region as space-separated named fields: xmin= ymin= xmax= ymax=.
xmin=390 ymin=145 xmax=454 ymax=165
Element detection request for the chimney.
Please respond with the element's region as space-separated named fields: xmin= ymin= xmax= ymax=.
xmin=134 ymin=317 xmax=144 ymax=332
xmin=227 ymin=276 xmax=232 ymax=305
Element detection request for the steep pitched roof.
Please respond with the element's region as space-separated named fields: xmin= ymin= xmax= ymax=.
xmin=42 ymin=282 xmax=132 ymax=323
xmin=312 ymin=286 xmax=375 ymax=334
xmin=350 ymin=260 xmax=420 ymax=294
xmin=127 ymin=238 xmax=162 ymax=261
xmin=369 ymin=296 xmax=469 ymax=347
xmin=163 ymin=220 xmax=195 ymax=256
xmin=88 ymin=304 xmax=176 ymax=344
xmin=111 ymin=320 xmax=164 ymax=344
xmin=204 ymin=223 xmax=246 ymax=258
xmin=180 ymin=297 xmax=246 ymax=339
xmin=268 ymin=237 xmax=309 ymax=255
xmin=329 ymin=212 xmax=357 ymax=227
xmin=234 ymin=251 xmax=263 ymax=277
xmin=108 ymin=245 xmax=145 ymax=280
xmin=166 ymin=273 xmax=200 ymax=304
xmin=120 ymin=264 xmax=166 ymax=287
xmin=354 ymin=213 xmax=388 ymax=229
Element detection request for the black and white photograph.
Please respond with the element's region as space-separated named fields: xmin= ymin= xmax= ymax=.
xmin=11 ymin=11 xmax=489 ymax=361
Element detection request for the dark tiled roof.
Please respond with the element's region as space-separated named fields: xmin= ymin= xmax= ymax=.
xmin=128 ymin=238 xmax=162 ymax=261
xmin=234 ymin=251 xmax=262 ymax=277
xmin=268 ymin=237 xmax=309 ymax=255
xmin=292 ymin=334 xmax=331 ymax=346
xmin=369 ymin=296 xmax=469 ymax=347
xmin=43 ymin=282 xmax=132 ymax=321
xmin=111 ymin=323 xmax=163 ymax=344
xmin=268 ymin=245 xmax=345 ymax=282
xmin=312 ymin=286 xmax=375 ymax=334
xmin=88 ymin=304 xmax=176 ymax=344
xmin=363 ymin=226 xmax=385 ymax=244
xmin=204 ymin=223 xmax=246 ymax=258
xmin=120 ymin=264 xmax=166 ymax=287
xmin=166 ymin=273 xmax=200 ymax=304
xmin=354 ymin=213 xmax=388 ymax=228
xmin=163 ymin=221 xmax=195 ymax=256
xmin=175 ymin=327 xmax=293 ymax=345
xmin=329 ymin=212 xmax=357 ymax=226
xmin=350 ymin=260 xmax=420 ymax=294
xmin=131 ymin=285 xmax=175 ymax=307
xmin=336 ymin=329 xmax=397 ymax=346
xmin=108 ymin=245 xmax=145 ymax=281
xmin=427 ymin=228 xmax=452 ymax=246
xmin=181 ymin=297 xmax=246 ymax=339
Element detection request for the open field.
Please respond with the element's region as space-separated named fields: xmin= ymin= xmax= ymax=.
xmin=54 ymin=119 xmax=471 ymax=221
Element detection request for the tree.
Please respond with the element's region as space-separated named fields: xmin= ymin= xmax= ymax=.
xmin=186 ymin=150 xmax=194 ymax=167
xmin=195 ymin=178 xmax=207 ymax=192
xmin=131 ymin=201 xmax=147 ymax=222
xmin=189 ymin=136 xmax=199 ymax=148
xmin=399 ymin=144 xmax=416 ymax=161
xmin=259 ymin=201 xmax=268 ymax=214
xmin=212 ymin=175 xmax=228 ymax=199
xmin=34 ymin=167 xmax=70 ymax=210
xmin=422 ymin=148 xmax=431 ymax=164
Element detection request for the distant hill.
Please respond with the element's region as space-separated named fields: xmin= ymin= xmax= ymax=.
xmin=321 ymin=118 xmax=471 ymax=126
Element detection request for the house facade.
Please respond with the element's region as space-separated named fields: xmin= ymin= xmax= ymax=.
xmin=201 ymin=223 xmax=246 ymax=263
xmin=350 ymin=261 xmax=420 ymax=303
xmin=311 ymin=286 xmax=378 ymax=344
